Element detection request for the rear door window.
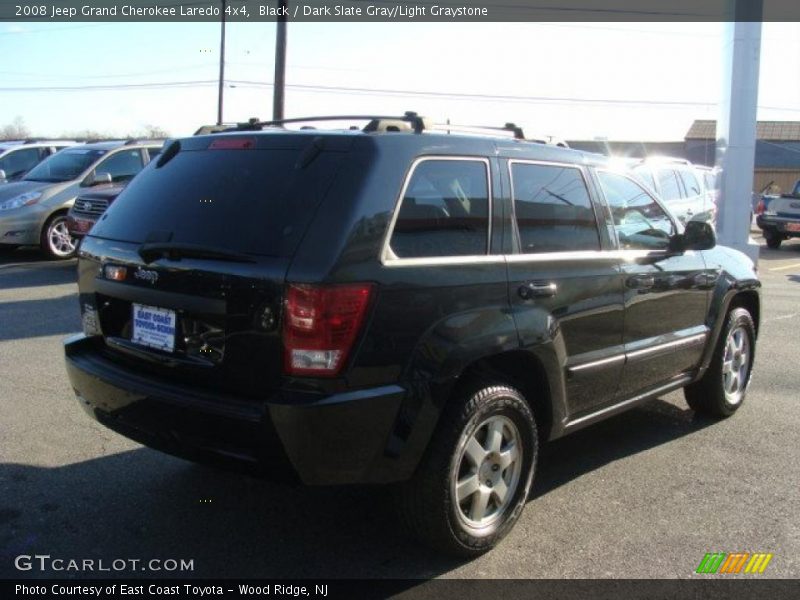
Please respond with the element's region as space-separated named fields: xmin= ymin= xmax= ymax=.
xmin=389 ymin=159 xmax=489 ymax=259
xmin=678 ymin=169 xmax=702 ymax=197
xmin=90 ymin=145 xmax=345 ymax=258
xmin=657 ymin=169 xmax=682 ymax=201
xmin=510 ymin=162 xmax=600 ymax=253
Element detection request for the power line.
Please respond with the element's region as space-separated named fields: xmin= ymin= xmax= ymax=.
xmin=2 ymin=78 xmax=799 ymax=114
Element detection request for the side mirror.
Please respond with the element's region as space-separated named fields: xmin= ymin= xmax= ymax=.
xmin=671 ymin=220 xmax=716 ymax=252
xmin=84 ymin=171 xmax=112 ymax=187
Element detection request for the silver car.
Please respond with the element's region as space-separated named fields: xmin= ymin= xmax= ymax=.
xmin=631 ymin=158 xmax=716 ymax=225
xmin=0 ymin=140 xmax=162 ymax=258
xmin=0 ymin=140 xmax=79 ymax=184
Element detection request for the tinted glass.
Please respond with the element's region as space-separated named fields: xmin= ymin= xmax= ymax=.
xmin=0 ymin=148 xmax=40 ymax=179
xmin=390 ymin=159 xmax=489 ymax=258
xmin=24 ymin=148 xmax=106 ymax=182
xmin=598 ymin=171 xmax=675 ymax=250
xmin=678 ymin=169 xmax=702 ymax=197
xmin=90 ymin=147 xmax=344 ymax=257
xmin=511 ymin=163 xmax=599 ymax=253
xmin=657 ymin=169 xmax=682 ymax=201
xmin=146 ymin=147 xmax=162 ymax=161
xmin=95 ymin=150 xmax=144 ymax=183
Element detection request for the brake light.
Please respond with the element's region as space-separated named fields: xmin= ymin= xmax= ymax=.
xmin=755 ymin=199 xmax=765 ymax=215
xmin=283 ymin=283 xmax=374 ymax=376
xmin=208 ymin=137 xmax=256 ymax=150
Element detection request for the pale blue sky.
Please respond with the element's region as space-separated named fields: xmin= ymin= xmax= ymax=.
xmin=2 ymin=21 xmax=799 ymax=140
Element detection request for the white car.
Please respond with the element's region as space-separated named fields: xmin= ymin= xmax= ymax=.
xmin=0 ymin=140 xmax=79 ymax=184
xmin=631 ymin=158 xmax=716 ymax=225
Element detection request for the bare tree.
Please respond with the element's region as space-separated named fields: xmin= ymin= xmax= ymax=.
xmin=139 ymin=124 xmax=170 ymax=139
xmin=0 ymin=116 xmax=31 ymax=140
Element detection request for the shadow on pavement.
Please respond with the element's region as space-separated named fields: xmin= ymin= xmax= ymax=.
xmin=0 ymin=397 xmax=714 ymax=580
xmin=534 ymin=398 xmax=713 ymax=498
xmin=0 ymin=294 xmax=80 ymax=341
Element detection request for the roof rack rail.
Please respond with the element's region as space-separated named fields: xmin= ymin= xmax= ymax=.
xmin=428 ymin=122 xmax=526 ymax=140
xmin=229 ymin=112 xmax=430 ymax=134
xmin=210 ymin=112 xmax=565 ymax=146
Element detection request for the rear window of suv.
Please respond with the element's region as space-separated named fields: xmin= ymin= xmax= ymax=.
xmin=90 ymin=145 xmax=345 ymax=257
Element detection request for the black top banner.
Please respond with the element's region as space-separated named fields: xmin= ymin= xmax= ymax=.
xmin=0 ymin=0 xmax=798 ymax=22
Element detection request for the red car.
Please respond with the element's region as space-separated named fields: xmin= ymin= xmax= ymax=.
xmin=66 ymin=185 xmax=124 ymax=238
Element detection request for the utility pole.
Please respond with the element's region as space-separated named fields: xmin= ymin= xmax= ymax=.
xmin=273 ymin=0 xmax=288 ymax=121
xmin=217 ymin=0 xmax=227 ymax=125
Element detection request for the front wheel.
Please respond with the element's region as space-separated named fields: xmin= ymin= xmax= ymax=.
xmin=40 ymin=213 xmax=77 ymax=259
xmin=684 ymin=307 xmax=756 ymax=418
xmin=396 ymin=382 xmax=537 ymax=556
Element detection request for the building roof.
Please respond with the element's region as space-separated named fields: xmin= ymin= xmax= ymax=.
xmin=686 ymin=120 xmax=800 ymax=141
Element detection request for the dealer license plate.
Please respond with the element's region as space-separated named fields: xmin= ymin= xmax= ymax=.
xmin=132 ymin=304 xmax=176 ymax=352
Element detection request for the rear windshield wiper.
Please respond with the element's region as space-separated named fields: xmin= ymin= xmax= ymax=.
xmin=138 ymin=242 xmax=257 ymax=264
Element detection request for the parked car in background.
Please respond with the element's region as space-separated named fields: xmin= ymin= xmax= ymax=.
xmin=67 ymin=185 xmax=125 ymax=239
xmin=0 ymin=139 xmax=163 ymax=258
xmin=632 ymin=158 xmax=716 ymax=225
xmin=0 ymin=140 xmax=79 ymax=184
xmin=756 ymin=178 xmax=800 ymax=248
xmin=64 ymin=113 xmax=760 ymax=557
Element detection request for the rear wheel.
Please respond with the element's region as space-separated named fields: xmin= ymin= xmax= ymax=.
xmin=684 ymin=307 xmax=755 ymax=418
xmin=40 ymin=213 xmax=77 ymax=259
xmin=763 ymin=229 xmax=782 ymax=249
xmin=396 ymin=382 xmax=537 ymax=556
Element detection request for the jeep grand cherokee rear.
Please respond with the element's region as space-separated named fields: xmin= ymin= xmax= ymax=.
xmin=66 ymin=120 xmax=760 ymax=557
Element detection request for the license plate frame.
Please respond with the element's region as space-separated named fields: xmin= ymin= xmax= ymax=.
xmin=131 ymin=303 xmax=177 ymax=353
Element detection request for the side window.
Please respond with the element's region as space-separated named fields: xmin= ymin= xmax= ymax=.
xmin=95 ymin=149 xmax=145 ymax=183
xmin=146 ymin=147 xmax=162 ymax=161
xmin=678 ymin=169 xmax=702 ymax=197
xmin=597 ymin=171 xmax=675 ymax=251
xmin=0 ymin=148 xmax=41 ymax=179
xmin=511 ymin=163 xmax=600 ymax=253
xmin=632 ymin=166 xmax=656 ymax=191
xmin=389 ymin=159 xmax=489 ymax=259
xmin=657 ymin=169 xmax=682 ymax=201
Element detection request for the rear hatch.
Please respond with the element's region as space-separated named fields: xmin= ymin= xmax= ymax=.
xmin=770 ymin=194 xmax=800 ymax=222
xmin=79 ymin=133 xmax=352 ymax=397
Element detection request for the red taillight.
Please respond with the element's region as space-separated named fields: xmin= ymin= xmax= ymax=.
xmin=208 ymin=137 xmax=256 ymax=150
xmin=755 ymin=199 xmax=765 ymax=215
xmin=283 ymin=283 xmax=374 ymax=377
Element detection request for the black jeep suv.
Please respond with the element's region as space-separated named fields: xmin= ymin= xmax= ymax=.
xmin=64 ymin=113 xmax=760 ymax=556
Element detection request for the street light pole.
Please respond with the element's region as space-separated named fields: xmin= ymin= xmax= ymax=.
xmin=273 ymin=0 xmax=288 ymax=121
xmin=217 ymin=0 xmax=227 ymax=125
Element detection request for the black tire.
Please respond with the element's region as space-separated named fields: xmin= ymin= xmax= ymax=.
xmin=40 ymin=213 xmax=77 ymax=260
xmin=396 ymin=382 xmax=537 ymax=557
xmin=684 ymin=307 xmax=756 ymax=418
xmin=764 ymin=229 xmax=782 ymax=249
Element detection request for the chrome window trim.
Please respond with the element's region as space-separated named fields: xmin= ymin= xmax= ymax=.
xmin=507 ymin=159 xmax=603 ymax=255
xmin=380 ymin=156 xmax=493 ymax=266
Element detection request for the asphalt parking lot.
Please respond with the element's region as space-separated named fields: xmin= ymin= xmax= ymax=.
xmin=1 ymin=236 xmax=798 ymax=581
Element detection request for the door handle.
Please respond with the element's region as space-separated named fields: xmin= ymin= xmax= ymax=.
xmin=626 ymin=274 xmax=655 ymax=290
xmin=518 ymin=281 xmax=557 ymax=300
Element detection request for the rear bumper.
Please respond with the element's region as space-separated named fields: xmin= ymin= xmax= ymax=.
xmin=64 ymin=334 xmax=405 ymax=485
xmin=756 ymin=215 xmax=800 ymax=237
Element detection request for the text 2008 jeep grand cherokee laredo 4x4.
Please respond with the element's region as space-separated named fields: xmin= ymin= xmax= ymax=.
xmin=65 ymin=113 xmax=761 ymax=556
